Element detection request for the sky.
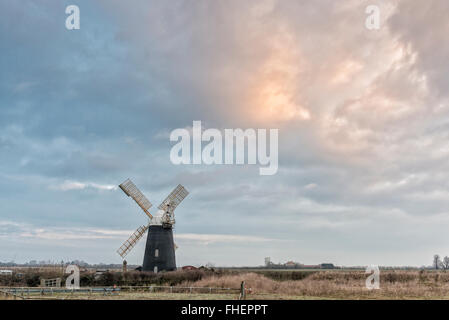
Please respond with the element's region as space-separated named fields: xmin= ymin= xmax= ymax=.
xmin=1 ymin=0 xmax=449 ymax=267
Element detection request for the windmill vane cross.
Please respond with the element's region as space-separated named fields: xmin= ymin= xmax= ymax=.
xmin=117 ymin=179 xmax=189 ymax=259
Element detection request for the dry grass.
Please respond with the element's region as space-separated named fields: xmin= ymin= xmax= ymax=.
xmin=0 ymin=290 xmax=324 ymax=300
xmin=178 ymin=270 xmax=449 ymax=299
xmin=4 ymin=269 xmax=449 ymax=299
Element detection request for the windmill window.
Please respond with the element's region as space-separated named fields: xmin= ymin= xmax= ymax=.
xmin=155 ymin=249 xmax=159 ymax=257
xmin=154 ymin=266 xmax=158 ymax=273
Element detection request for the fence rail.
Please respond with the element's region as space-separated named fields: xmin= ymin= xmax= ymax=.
xmin=0 ymin=287 xmax=120 ymax=298
xmin=120 ymin=285 xmax=240 ymax=294
xmin=0 ymin=289 xmax=26 ymax=300
xmin=0 ymin=285 xmax=241 ymax=298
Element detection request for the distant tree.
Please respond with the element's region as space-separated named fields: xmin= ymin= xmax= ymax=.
xmin=442 ymin=256 xmax=449 ymax=270
xmin=434 ymin=255 xmax=442 ymax=270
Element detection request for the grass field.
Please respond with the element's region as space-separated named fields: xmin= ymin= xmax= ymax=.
xmin=2 ymin=268 xmax=449 ymax=300
xmin=0 ymin=291 xmax=329 ymax=300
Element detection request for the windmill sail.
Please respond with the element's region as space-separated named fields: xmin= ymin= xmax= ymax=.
xmin=158 ymin=184 xmax=189 ymax=212
xmin=119 ymin=179 xmax=153 ymax=219
xmin=117 ymin=225 xmax=149 ymax=258
xmin=116 ymin=178 xmax=189 ymax=271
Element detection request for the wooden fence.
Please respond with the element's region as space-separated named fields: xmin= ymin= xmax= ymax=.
xmin=0 ymin=285 xmax=243 ymax=299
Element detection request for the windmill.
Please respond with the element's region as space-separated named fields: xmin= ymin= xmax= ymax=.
xmin=117 ymin=179 xmax=189 ymax=272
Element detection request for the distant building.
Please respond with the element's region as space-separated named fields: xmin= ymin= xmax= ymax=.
xmin=320 ymin=263 xmax=335 ymax=269
xmin=0 ymin=270 xmax=13 ymax=276
xmin=285 ymin=261 xmax=297 ymax=267
xmin=264 ymin=257 xmax=271 ymax=266
xmin=182 ymin=265 xmax=197 ymax=271
xmin=302 ymin=265 xmax=320 ymax=269
xmin=94 ymin=269 xmax=109 ymax=280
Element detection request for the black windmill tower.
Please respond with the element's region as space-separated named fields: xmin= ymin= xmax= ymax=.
xmin=117 ymin=179 xmax=189 ymax=272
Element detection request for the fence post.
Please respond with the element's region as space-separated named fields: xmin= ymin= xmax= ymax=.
xmin=239 ymin=281 xmax=246 ymax=300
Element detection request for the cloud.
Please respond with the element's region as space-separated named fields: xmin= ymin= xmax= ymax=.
xmin=53 ymin=180 xmax=118 ymax=191
xmin=1 ymin=0 xmax=449 ymax=266
xmin=0 ymin=221 xmax=276 ymax=246
xmin=0 ymin=221 xmax=128 ymax=240
xmin=175 ymin=233 xmax=277 ymax=245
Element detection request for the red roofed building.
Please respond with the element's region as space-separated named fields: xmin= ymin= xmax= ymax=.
xmin=182 ymin=265 xmax=197 ymax=271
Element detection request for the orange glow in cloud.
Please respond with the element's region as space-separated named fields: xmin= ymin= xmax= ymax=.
xmin=253 ymin=81 xmax=310 ymax=122
xmin=331 ymin=60 xmax=363 ymax=84
xmin=245 ymin=30 xmax=311 ymax=124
